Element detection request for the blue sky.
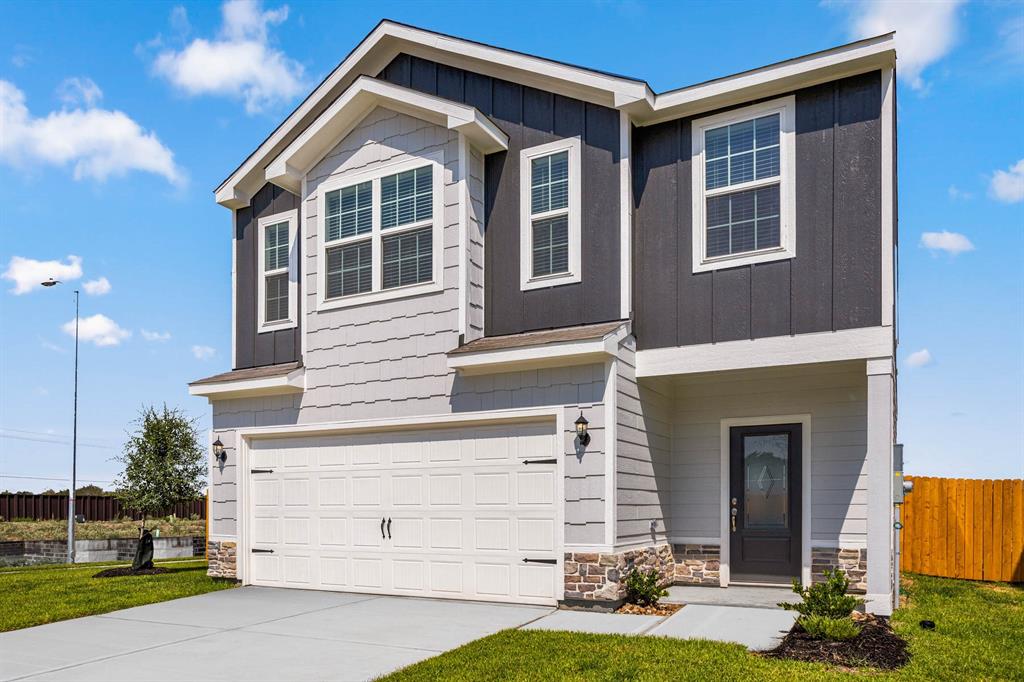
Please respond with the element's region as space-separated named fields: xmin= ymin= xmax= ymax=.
xmin=1 ymin=0 xmax=1021 ymax=493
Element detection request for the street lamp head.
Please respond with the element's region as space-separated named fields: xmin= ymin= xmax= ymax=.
xmin=40 ymin=278 xmax=61 ymax=287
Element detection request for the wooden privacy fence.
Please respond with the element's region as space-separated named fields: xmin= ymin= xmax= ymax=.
xmin=901 ymin=476 xmax=1023 ymax=583
xmin=0 ymin=494 xmax=206 ymax=522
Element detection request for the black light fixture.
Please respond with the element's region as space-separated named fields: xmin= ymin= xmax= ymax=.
xmin=574 ymin=412 xmax=590 ymax=447
xmin=212 ymin=439 xmax=226 ymax=464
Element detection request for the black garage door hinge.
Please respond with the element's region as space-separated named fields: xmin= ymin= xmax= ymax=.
xmin=251 ymin=548 xmax=274 ymax=554
xmin=521 ymin=558 xmax=557 ymax=564
xmin=522 ymin=458 xmax=557 ymax=465
xmin=250 ymin=468 xmax=274 ymax=474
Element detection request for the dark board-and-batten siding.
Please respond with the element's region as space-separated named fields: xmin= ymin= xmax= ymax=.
xmin=632 ymin=70 xmax=882 ymax=351
xmin=234 ymin=182 xmax=301 ymax=369
xmin=379 ymin=54 xmax=621 ymax=337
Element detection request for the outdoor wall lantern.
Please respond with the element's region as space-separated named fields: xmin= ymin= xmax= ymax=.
xmin=212 ymin=439 xmax=226 ymax=464
xmin=574 ymin=412 xmax=591 ymax=447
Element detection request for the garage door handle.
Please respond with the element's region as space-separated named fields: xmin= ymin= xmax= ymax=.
xmin=522 ymin=558 xmax=557 ymax=564
xmin=387 ymin=517 xmax=392 ymax=539
xmin=381 ymin=517 xmax=386 ymax=540
xmin=522 ymin=458 xmax=557 ymax=465
xmin=252 ymin=548 xmax=274 ymax=554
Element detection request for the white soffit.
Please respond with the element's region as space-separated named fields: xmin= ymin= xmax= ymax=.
xmin=216 ymin=20 xmax=894 ymax=209
xmin=189 ymin=367 xmax=305 ymax=401
xmin=265 ymin=76 xmax=508 ymax=195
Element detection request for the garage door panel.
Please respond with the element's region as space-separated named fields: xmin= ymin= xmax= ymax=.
xmin=247 ymin=423 xmax=560 ymax=605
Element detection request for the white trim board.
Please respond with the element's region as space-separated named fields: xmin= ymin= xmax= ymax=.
xmin=215 ymin=21 xmax=895 ymax=210
xmin=635 ymin=326 xmax=894 ymax=378
xmin=718 ymin=414 xmax=812 ymax=589
xmin=189 ymin=367 xmax=306 ymax=401
xmin=447 ymin=324 xmax=628 ymax=375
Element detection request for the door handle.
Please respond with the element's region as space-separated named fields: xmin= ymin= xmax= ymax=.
xmin=381 ymin=517 xmax=386 ymax=540
xmin=387 ymin=517 xmax=392 ymax=539
xmin=730 ymin=497 xmax=738 ymax=533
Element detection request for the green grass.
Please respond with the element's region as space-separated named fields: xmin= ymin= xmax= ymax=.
xmin=0 ymin=517 xmax=205 ymax=541
xmin=0 ymin=560 xmax=236 ymax=632
xmin=383 ymin=575 xmax=1024 ymax=681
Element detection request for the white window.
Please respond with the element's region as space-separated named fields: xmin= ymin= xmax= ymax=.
xmin=257 ymin=209 xmax=298 ymax=333
xmin=316 ymin=152 xmax=444 ymax=310
xmin=691 ymin=96 xmax=795 ymax=272
xmin=520 ymin=137 xmax=582 ymax=290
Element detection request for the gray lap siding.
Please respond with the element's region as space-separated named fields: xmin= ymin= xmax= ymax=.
xmin=379 ymin=53 xmax=622 ymax=337
xmin=633 ymin=70 xmax=883 ymax=351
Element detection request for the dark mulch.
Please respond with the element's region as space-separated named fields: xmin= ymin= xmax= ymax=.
xmin=93 ymin=567 xmax=170 ymax=578
xmin=760 ymin=615 xmax=910 ymax=670
xmin=616 ymin=602 xmax=684 ymax=616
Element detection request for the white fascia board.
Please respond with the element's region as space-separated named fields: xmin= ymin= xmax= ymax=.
xmin=265 ymin=76 xmax=507 ymax=190
xmin=449 ymin=325 xmax=627 ymax=375
xmin=189 ymin=367 xmax=305 ymax=401
xmin=635 ymin=326 xmax=894 ymax=378
xmin=630 ymin=33 xmax=896 ymax=126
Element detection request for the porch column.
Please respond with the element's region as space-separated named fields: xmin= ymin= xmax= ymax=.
xmin=865 ymin=357 xmax=895 ymax=615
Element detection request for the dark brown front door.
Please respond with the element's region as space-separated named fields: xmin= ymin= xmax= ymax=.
xmin=729 ymin=424 xmax=802 ymax=583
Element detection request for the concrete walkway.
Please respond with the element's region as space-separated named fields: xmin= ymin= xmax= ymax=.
xmin=0 ymin=587 xmax=551 ymax=682
xmin=648 ymin=605 xmax=796 ymax=650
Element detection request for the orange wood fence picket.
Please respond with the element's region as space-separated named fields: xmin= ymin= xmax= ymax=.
xmin=901 ymin=476 xmax=1023 ymax=583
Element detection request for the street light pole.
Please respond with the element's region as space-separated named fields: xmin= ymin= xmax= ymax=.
xmin=41 ymin=278 xmax=78 ymax=564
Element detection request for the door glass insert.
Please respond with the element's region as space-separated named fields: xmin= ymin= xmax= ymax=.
xmin=743 ymin=434 xmax=789 ymax=529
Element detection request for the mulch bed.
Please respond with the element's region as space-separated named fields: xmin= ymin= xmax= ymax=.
xmin=93 ymin=567 xmax=170 ymax=578
xmin=616 ymin=602 xmax=684 ymax=616
xmin=760 ymin=614 xmax=909 ymax=670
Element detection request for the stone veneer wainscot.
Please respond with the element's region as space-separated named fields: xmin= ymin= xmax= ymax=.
xmin=207 ymin=540 xmax=237 ymax=580
xmin=564 ymin=544 xmax=674 ymax=603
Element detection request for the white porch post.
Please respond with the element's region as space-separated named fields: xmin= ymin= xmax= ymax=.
xmin=865 ymin=357 xmax=895 ymax=615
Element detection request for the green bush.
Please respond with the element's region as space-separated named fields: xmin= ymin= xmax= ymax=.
xmin=624 ymin=567 xmax=667 ymax=606
xmin=780 ymin=568 xmax=862 ymax=619
xmin=799 ymin=614 xmax=860 ymax=641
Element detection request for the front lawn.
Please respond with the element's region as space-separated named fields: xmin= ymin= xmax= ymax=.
xmin=0 ymin=559 xmax=235 ymax=632
xmin=0 ymin=517 xmax=205 ymax=541
xmin=383 ymin=575 xmax=1023 ymax=681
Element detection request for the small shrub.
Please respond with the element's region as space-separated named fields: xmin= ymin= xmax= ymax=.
xmin=799 ymin=614 xmax=861 ymax=641
xmin=624 ymin=567 xmax=667 ymax=606
xmin=780 ymin=568 xmax=861 ymax=619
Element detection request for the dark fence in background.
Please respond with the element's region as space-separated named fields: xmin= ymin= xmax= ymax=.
xmin=0 ymin=494 xmax=206 ymax=521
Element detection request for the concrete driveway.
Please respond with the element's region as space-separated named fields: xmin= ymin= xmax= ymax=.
xmin=0 ymin=587 xmax=552 ymax=682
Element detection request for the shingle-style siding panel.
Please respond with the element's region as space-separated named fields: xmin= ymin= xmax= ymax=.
xmin=467 ymin=145 xmax=485 ymax=341
xmin=234 ymin=183 xmax=301 ymax=369
xmin=379 ymin=54 xmax=621 ymax=337
xmin=670 ymin=362 xmax=868 ymax=547
xmin=615 ymin=336 xmax=672 ymax=549
xmin=633 ymin=71 xmax=883 ymax=351
xmin=210 ymin=107 xmax=608 ymax=545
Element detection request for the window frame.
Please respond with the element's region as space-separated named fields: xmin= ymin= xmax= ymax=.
xmin=316 ymin=151 xmax=444 ymax=311
xmin=691 ymin=96 xmax=796 ymax=273
xmin=256 ymin=208 xmax=299 ymax=333
xmin=519 ymin=136 xmax=582 ymax=291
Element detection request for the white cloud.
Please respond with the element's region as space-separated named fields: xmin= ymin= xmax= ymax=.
xmin=947 ymin=185 xmax=972 ymax=201
xmin=905 ymin=348 xmax=933 ymax=368
xmin=2 ymin=255 xmax=82 ymax=294
xmin=920 ymin=231 xmax=974 ymax=256
xmin=836 ymin=0 xmax=963 ymax=91
xmin=39 ymin=337 xmax=66 ymax=354
xmin=62 ymin=314 xmax=131 ymax=347
xmin=141 ymin=329 xmax=171 ymax=342
xmin=0 ymin=79 xmax=185 ymax=186
xmin=152 ymin=1 xmax=305 ymax=114
xmin=82 ymin=276 xmax=111 ymax=296
xmin=191 ymin=344 xmax=216 ymax=360
xmin=57 ymin=77 xmax=103 ymax=107
xmin=989 ymin=159 xmax=1024 ymax=203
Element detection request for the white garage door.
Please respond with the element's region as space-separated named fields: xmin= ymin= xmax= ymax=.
xmin=245 ymin=422 xmax=561 ymax=605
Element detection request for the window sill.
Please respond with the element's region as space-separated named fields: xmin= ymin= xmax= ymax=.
xmin=520 ymin=270 xmax=581 ymax=291
xmin=692 ymin=246 xmax=794 ymax=273
xmin=317 ymin=279 xmax=443 ymax=311
xmin=258 ymin=318 xmax=297 ymax=334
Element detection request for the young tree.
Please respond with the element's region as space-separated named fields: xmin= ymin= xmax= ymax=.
xmin=114 ymin=405 xmax=207 ymax=532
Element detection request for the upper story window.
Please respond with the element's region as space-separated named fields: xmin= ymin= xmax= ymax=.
xmin=257 ymin=209 xmax=298 ymax=332
xmin=316 ymin=152 xmax=443 ymax=310
xmin=520 ymin=137 xmax=581 ymax=290
xmin=691 ymin=96 xmax=795 ymax=272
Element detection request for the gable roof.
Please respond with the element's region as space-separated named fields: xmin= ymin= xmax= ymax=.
xmin=217 ymin=19 xmax=895 ymax=209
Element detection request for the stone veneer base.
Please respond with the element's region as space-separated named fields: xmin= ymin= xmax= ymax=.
xmin=564 ymin=544 xmax=674 ymax=602
xmin=812 ymin=547 xmax=867 ymax=593
xmin=672 ymin=544 xmax=720 ymax=585
xmin=207 ymin=539 xmax=238 ymax=579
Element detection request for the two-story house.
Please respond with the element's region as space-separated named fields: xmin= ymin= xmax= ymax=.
xmin=191 ymin=21 xmax=899 ymax=615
